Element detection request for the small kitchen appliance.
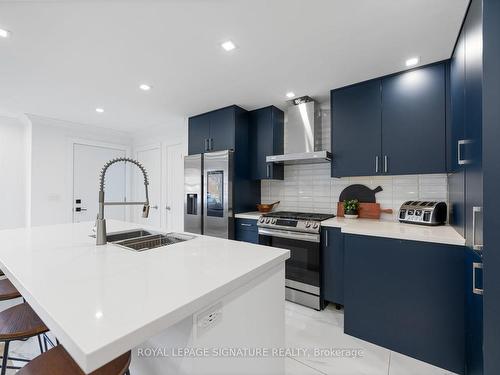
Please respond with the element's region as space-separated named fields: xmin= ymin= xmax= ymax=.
xmin=398 ymin=201 xmax=447 ymax=225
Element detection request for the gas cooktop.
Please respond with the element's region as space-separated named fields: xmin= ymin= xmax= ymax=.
xmin=261 ymin=211 xmax=335 ymax=221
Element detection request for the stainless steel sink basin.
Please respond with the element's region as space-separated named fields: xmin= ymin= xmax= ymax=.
xmin=102 ymin=229 xmax=194 ymax=252
xmin=105 ymin=230 xmax=153 ymax=242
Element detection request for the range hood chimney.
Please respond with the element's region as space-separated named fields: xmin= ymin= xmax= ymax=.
xmin=266 ymin=96 xmax=331 ymax=165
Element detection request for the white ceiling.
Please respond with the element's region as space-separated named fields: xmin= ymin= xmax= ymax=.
xmin=0 ymin=0 xmax=469 ymax=132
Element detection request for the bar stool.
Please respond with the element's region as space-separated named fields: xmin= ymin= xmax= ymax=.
xmin=0 ymin=303 xmax=49 ymax=375
xmin=18 ymin=345 xmax=131 ymax=375
xmin=0 ymin=279 xmax=22 ymax=302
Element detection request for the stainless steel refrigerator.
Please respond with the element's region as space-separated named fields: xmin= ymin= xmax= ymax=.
xmin=184 ymin=150 xmax=234 ymax=239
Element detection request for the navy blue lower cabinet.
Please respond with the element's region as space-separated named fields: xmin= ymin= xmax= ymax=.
xmin=235 ymin=218 xmax=258 ymax=244
xmin=465 ymin=248 xmax=483 ymax=375
xmin=321 ymin=227 xmax=344 ymax=306
xmin=344 ymin=234 xmax=465 ymax=374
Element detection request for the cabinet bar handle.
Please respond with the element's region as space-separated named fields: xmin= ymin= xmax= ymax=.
xmin=325 ymin=230 xmax=328 ymax=247
xmin=209 ymin=138 xmax=213 ymax=151
xmin=267 ymin=164 xmax=271 ymax=178
xmin=204 ymin=139 xmax=209 ymax=151
xmin=240 ymin=223 xmax=252 ymax=227
xmin=384 ymin=155 xmax=388 ymax=173
xmin=458 ymin=139 xmax=472 ymax=165
xmin=473 ymin=262 xmax=484 ymax=295
xmin=472 ymin=206 xmax=483 ymax=251
xmin=375 ymin=156 xmax=379 ymax=173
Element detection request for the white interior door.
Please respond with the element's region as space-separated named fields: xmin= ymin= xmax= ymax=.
xmin=73 ymin=143 xmax=126 ymax=223
xmin=165 ymin=143 xmax=185 ymax=232
xmin=135 ymin=146 xmax=161 ymax=227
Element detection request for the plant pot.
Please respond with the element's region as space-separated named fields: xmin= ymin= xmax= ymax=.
xmin=344 ymin=214 xmax=359 ymax=219
xmin=344 ymin=210 xmax=359 ymax=219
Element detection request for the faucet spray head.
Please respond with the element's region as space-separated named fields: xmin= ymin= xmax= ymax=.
xmin=142 ymin=204 xmax=150 ymax=218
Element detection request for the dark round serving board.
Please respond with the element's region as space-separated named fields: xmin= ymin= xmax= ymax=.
xmin=339 ymin=184 xmax=383 ymax=203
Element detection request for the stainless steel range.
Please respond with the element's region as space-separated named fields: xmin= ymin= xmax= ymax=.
xmin=257 ymin=211 xmax=335 ymax=310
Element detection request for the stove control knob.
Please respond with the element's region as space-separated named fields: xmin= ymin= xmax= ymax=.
xmin=305 ymin=221 xmax=311 ymax=228
xmin=259 ymin=217 xmax=265 ymax=223
xmin=313 ymin=222 xmax=319 ymax=229
xmin=265 ymin=218 xmax=271 ymax=224
xmin=271 ymin=218 xmax=277 ymax=224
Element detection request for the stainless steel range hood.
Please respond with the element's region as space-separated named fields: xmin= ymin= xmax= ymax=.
xmin=266 ymin=96 xmax=331 ymax=165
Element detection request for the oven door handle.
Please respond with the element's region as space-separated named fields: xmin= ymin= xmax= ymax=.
xmin=258 ymin=228 xmax=320 ymax=243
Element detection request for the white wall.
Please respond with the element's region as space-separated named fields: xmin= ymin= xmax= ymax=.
xmin=0 ymin=114 xmax=30 ymax=229
xmin=28 ymin=115 xmax=133 ymax=226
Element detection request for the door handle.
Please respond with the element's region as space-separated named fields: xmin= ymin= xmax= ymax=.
xmin=473 ymin=262 xmax=483 ymax=295
xmin=384 ymin=155 xmax=388 ymax=173
xmin=472 ymin=206 xmax=483 ymax=251
xmin=458 ymin=139 xmax=472 ymax=165
xmin=375 ymin=156 xmax=379 ymax=173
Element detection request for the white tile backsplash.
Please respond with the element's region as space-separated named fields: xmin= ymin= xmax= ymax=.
xmin=261 ymin=164 xmax=448 ymax=221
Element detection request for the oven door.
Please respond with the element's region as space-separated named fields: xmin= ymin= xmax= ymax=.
xmin=259 ymin=228 xmax=321 ymax=309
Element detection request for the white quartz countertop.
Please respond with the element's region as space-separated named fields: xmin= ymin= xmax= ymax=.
xmin=234 ymin=212 xmax=465 ymax=246
xmin=235 ymin=211 xmax=262 ymax=220
xmin=0 ymin=220 xmax=289 ymax=373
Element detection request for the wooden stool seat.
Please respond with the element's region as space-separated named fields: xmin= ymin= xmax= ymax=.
xmin=18 ymin=346 xmax=131 ymax=375
xmin=0 ymin=279 xmax=21 ymax=301
xmin=0 ymin=303 xmax=48 ymax=340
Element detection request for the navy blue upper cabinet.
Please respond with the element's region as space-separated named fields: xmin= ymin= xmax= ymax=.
xmin=331 ymin=80 xmax=382 ymax=177
xmin=249 ymin=106 xmax=284 ymax=180
xmin=344 ymin=234 xmax=465 ymax=374
xmin=331 ymin=63 xmax=447 ymax=177
xmin=321 ymin=227 xmax=344 ymax=306
xmin=448 ymin=24 xmax=466 ymax=237
xmin=381 ymin=64 xmax=447 ymax=175
xmin=188 ymin=115 xmax=210 ymax=155
xmin=209 ymin=107 xmax=236 ymax=152
xmin=450 ymin=30 xmax=466 ymax=173
xmin=188 ymin=106 xmax=244 ymax=155
xmin=464 ymin=0 xmax=483 ymax=251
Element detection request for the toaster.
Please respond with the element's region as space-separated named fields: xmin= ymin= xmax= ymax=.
xmin=398 ymin=201 xmax=447 ymax=226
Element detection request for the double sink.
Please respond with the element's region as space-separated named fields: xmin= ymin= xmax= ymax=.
xmin=103 ymin=229 xmax=195 ymax=252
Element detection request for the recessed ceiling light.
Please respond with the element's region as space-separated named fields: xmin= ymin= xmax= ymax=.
xmin=405 ymin=57 xmax=420 ymax=67
xmin=0 ymin=28 xmax=11 ymax=38
xmin=95 ymin=108 xmax=104 ymax=113
xmin=221 ymin=40 xmax=236 ymax=51
xmin=286 ymin=92 xmax=296 ymax=99
xmin=139 ymin=84 xmax=151 ymax=91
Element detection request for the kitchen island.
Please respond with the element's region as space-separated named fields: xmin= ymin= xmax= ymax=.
xmin=0 ymin=220 xmax=289 ymax=374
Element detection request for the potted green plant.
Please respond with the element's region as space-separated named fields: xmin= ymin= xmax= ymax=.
xmin=343 ymin=199 xmax=360 ymax=219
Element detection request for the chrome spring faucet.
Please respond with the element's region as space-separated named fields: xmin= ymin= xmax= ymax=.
xmin=96 ymin=157 xmax=150 ymax=245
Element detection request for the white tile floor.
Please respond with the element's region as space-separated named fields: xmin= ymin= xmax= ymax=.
xmin=1 ymin=300 xmax=458 ymax=374
xmin=285 ymin=302 xmax=458 ymax=375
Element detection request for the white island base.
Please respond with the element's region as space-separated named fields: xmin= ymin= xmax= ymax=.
xmin=130 ymin=264 xmax=285 ymax=375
